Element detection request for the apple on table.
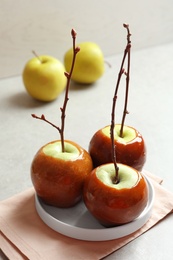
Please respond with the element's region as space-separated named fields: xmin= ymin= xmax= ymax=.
xmin=23 ymin=54 xmax=67 ymax=102
xmin=64 ymin=42 xmax=105 ymax=84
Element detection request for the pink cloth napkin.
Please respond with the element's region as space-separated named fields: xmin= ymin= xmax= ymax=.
xmin=0 ymin=171 xmax=173 ymax=260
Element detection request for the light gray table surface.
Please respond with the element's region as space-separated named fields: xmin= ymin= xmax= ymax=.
xmin=1 ymin=43 xmax=173 ymax=259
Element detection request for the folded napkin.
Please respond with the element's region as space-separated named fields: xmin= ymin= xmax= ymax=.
xmin=0 ymin=171 xmax=173 ymax=260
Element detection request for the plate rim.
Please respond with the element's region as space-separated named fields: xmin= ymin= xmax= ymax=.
xmin=35 ymin=172 xmax=155 ymax=241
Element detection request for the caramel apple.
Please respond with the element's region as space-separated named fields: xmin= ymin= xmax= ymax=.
xmin=83 ymin=24 xmax=148 ymax=227
xmin=31 ymin=29 xmax=93 ymax=208
xmin=31 ymin=140 xmax=93 ymax=207
xmin=83 ymin=163 xmax=148 ymax=227
xmin=88 ymin=24 xmax=146 ymax=171
xmin=89 ymin=124 xmax=146 ymax=171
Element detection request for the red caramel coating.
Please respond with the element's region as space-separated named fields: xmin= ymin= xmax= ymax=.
xmin=31 ymin=140 xmax=93 ymax=208
xmin=89 ymin=125 xmax=146 ymax=171
xmin=83 ymin=165 xmax=148 ymax=226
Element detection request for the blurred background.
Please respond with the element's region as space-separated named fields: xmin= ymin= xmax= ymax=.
xmin=0 ymin=0 xmax=173 ymax=79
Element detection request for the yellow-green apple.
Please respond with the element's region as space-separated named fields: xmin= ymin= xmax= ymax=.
xmin=64 ymin=42 xmax=104 ymax=84
xmin=22 ymin=55 xmax=67 ymax=101
xmin=89 ymin=124 xmax=146 ymax=171
xmin=83 ymin=163 xmax=148 ymax=227
xmin=31 ymin=140 xmax=93 ymax=207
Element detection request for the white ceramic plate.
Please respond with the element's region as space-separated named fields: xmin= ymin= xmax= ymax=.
xmin=35 ymin=173 xmax=154 ymax=241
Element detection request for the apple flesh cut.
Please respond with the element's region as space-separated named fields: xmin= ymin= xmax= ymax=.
xmin=83 ymin=163 xmax=148 ymax=227
xmin=31 ymin=140 xmax=93 ymax=207
xmin=89 ymin=124 xmax=146 ymax=171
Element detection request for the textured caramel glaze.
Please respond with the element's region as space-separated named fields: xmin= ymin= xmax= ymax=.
xmin=89 ymin=125 xmax=146 ymax=171
xmin=31 ymin=140 xmax=93 ymax=208
xmin=83 ymin=163 xmax=148 ymax=226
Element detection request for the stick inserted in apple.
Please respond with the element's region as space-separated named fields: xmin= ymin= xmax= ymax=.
xmin=83 ymin=24 xmax=149 ymax=227
xmin=83 ymin=163 xmax=148 ymax=227
xmin=31 ymin=29 xmax=93 ymax=208
xmin=89 ymin=24 xmax=146 ymax=171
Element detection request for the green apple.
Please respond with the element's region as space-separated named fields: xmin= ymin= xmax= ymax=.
xmin=89 ymin=124 xmax=146 ymax=171
xmin=31 ymin=140 xmax=93 ymax=207
xmin=83 ymin=163 xmax=149 ymax=226
xmin=22 ymin=55 xmax=67 ymax=101
xmin=64 ymin=42 xmax=105 ymax=84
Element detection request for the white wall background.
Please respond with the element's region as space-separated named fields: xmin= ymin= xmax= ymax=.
xmin=0 ymin=0 xmax=173 ymax=78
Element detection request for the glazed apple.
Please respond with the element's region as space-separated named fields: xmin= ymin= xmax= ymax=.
xmin=89 ymin=24 xmax=146 ymax=171
xmin=89 ymin=124 xmax=146 ymax=171
xmin=83 ymin=24 xmax=149 ymax=227
xmin=31 ymin=140 xmax=93 ymax=207
xmin=31 ymin=29 xmax=93 ymax=207
xmin=83 ymin=163 xmax=148 ymax=227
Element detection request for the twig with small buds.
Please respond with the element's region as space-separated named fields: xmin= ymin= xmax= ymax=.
xmin=119 ymin=24 xmax=131 ymax=137
xmin=31 ymin=29 xmax=80 ymax=152
xmin=110 ymin=23 xmax=132 ymax=184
